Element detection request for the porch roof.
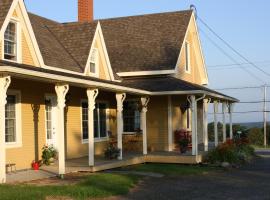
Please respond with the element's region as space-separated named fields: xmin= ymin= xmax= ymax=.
xmin=0 ymin=60 xmax=237 ymax=102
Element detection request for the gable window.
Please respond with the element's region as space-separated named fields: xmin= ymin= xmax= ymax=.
xmin=123 ymin=100 xmax=140 ymax=133
xmin=185 ymin=41 xmax=190 ymax=73
xmin=5 ymin=91 xmax=21 ymax=147
xmin=82 ymin=101 xmax=108 ymax=142
xmin=4 ymin=22 xmax=17 ymax=61
xmin=89 ymin=48 xmax=98 ymax=75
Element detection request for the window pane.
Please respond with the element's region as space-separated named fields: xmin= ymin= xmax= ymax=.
xmin=123 ymin=101 xmax=140 ymax=132
xmin=185 ymin=42 xmax=189 ymax=71
xmin=4 ymin=23 xmax=16 ymax=61
xmin=81 ymin=102 xmax=89 ymax=140
xmin=5 ymin=95 xmax=16 ymax=143
xmin=99 ymin=103 xmax=107 ymax=138
xmin=90 ymin=62 xmax=95 ymax=73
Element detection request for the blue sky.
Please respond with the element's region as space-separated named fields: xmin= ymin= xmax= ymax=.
xmin=24 ymin=0 xmax=270 ymax=123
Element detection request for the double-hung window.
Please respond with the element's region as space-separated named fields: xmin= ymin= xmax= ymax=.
xmin=5 ymin=91 xmax=21 ymax=147
xmin=82 ymin=101 xmax=108 ymax=142
xmin=184 ymin=41 xmax=190 ymax=73
xmin=123 ymin=100 xmax=140 ymax=133
xmin=89 ymin=48 xmax=98 ymax=75
xmin=4 ymin=22 xmax=17 ymax=61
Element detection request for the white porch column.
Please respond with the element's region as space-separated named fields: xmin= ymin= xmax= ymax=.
xmin=86 ymin=89 xmax=99 ymax=166
xmin=167 ymin=96 xmax=173 ymax=151
xmin=214 ymin=101 xmax=219 ymax=147
xmin=229 ymin=103 xmax=234 ymax=139
xmin=141 ymin=97 xmax=150 ymax=155
xmin=0 ymin=76 xmax=11 ymax=183
xmin=55 ymin=84 xmax=69 ymax=177
xmin=190 ymin=95 xmax=197 ymax=156
xmin=203 ymin=99 xmax=209 ymax=152
xmin=116 ymin=93 xmax=126 ymax=160
xmin=222 ymin=102 xmax=227 ymax=142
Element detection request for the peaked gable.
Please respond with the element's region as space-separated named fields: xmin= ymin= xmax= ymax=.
xmin=175 ymin=13 xmax=208 ymax=85
xmin=0 ymin=0 xmax=44 ymax=67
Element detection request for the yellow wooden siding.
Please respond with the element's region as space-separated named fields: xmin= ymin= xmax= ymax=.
xmin=21 ymin=31 xmax=35 ymax=65
xmin=175 ymin=18 xmax=205 ymax=85
xmin=0 ymin=41 xmax=2 ymax=59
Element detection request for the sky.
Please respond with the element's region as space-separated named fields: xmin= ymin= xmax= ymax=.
xmin=24 ymin=0 xmax=270 ymax=123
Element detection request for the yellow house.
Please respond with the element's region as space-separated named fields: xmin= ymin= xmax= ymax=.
xmin=0 ymin=0 xmax=237 ymax=183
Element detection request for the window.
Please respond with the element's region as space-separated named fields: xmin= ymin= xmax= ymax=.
xmin=186 ymin=108 xmax=190 ymax=129
xmin=5 ymin=91 xmax=21 ymax=147
xmin=185 ymin=41 xmax=190 ymax=73
xmin=82 ymin=101 xmax=108 ymax=141
xmin=5 ymin=95 xmax=16 ymax=143
xmin=89 ymin=48 xmax=98 ymax=74
xmin=4 ymin=22 xmax=17 ymax=61
xmin=123 ymin=100 xmax=140 ymax=133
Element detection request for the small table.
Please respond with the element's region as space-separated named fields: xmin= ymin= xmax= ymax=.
xmin=6 ymin=163 xmax=16 ymax=173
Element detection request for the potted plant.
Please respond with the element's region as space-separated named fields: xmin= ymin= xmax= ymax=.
xmin=42 ymin=145 xmax=58 ymax=166
xmin=179 ymin=138 xmax=189 ymax=153
xmin=104 ymin=144 xmax=120 ymax=159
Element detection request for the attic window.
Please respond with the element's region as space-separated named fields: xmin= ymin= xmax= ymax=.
xmin=89 ymin=48 xmax=98 ymax=75
xmin=185 ymin=41 xmax=190 ymax=73
xmin=4 ymin=22 xmax=17 ymax=61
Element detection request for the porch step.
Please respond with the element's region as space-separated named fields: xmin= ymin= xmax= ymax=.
xmin=91 ymin=156 xmax=146 ymax=172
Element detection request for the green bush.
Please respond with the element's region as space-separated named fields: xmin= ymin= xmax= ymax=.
xmin=248 ymin=128 xmax=264 ymax=146
xmin=207 ymin=138 xmax=255 ymax=165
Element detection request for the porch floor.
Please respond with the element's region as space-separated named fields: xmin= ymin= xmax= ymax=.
xmin=42 ymin=151 xmax=203 ymax=175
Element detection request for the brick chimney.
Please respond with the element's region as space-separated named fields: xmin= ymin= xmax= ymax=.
xmin=78 ymin=0 xmax=93 ymax=22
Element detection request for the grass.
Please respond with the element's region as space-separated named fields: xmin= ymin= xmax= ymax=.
xmin=0 ymin=173 xmax=139 ymax=200
xmin=126 ymin=163 xmax=216 ymax=176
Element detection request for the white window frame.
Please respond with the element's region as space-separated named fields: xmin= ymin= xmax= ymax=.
xmin=184 ymin=41 xmax=191 ymax=74
xmin=2 ymin=18 xmax=22 ymax=63
xmin=80 ymin=99 xmax=109 ymax=144
xmin=88 ymin=48 xmax=99 ymax=78
xmin=5 ymin=90 xmax=22 ymax=149
xmin=123 ymin=99 xmax=141 ymax=135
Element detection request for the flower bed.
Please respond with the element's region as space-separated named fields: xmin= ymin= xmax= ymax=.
xmin=206 ymin=138 xmax=255 ymax=166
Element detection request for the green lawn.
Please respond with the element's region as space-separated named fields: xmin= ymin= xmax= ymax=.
xmin=0 ymin=173 xmax=139 ymax=200
xmin=126 ymin=163 xmax=217 ymax=176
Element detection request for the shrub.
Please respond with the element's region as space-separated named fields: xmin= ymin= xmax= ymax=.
xmin=248 ymin=128 xmax=264 ymax=146
xmin=104 ymin=144 xmax=120 ymax=159
xmin=42 ymin=145 xmax=57 ymax=166
xmin=206 ymin=138 xmax=255 ymax=165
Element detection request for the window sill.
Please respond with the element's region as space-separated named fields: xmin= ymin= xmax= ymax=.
xmin=5 ymin=142 xmax=22 ymax=149
xmin=123 ymin=132 xmax=137 ymax=135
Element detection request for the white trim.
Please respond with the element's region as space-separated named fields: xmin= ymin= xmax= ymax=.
xmin=5 ymin=89 xmax=22 ymax=149
xmin=117 ymin=70 xmax=175 ymax=77
xmin=80 ymin=99 xmax=109 ymax=144
xmin=0 ymin=66 xmax=237 ymax=102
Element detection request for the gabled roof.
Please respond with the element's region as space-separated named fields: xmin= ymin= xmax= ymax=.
xmin=47 ymin=21 xmax=98 ymax=70
xmin=28 ymin=13 xmax=85 ymax=72
xmin=99 ymin=10 xmax=193 ymax=73
xmin=0 ymin=0 xmax=13 ymax=31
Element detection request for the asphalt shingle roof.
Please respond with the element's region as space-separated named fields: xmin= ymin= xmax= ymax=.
xmin=0 ymin=0 xmax=13 ymax=31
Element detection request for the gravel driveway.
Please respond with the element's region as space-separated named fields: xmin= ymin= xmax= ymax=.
xmin=112 ymin=151 xmax=270 ymax=200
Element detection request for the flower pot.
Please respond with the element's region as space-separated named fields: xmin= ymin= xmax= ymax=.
xmin=32 ymin=162 xmax=39 ymax=171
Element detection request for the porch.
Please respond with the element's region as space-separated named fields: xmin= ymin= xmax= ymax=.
xmin=41 ymin=151 xmax=203 ymax=175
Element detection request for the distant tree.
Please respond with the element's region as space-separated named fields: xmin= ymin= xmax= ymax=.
xmin=248 ymin=127 xmax=264 ymax=146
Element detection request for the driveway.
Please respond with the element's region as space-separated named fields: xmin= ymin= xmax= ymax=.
xmin=114 ymin=151 xmax=270 ymax=200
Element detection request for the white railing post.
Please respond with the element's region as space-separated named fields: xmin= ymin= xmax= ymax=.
xmin=116 ymin=93 xmax=126 ymax=160
xmin=0 ymin=75 xmax=11 ymax=183
xmin=55 ymin=84 xmax=69 ymax=177
xmin=214 ymin=101 xmax=219 ymax=147
xmin=222 ymin=102 xmax=227 ymax=142
xmin=229 ymin=103 xmax=234 ymax=139
xmin=168 ymin=96 xmax=173 ymax=151
xmin=141 ymin=97 xmax=150 ymax=155
xmin=86 ymin=89 xmax=99 ymax=166
xmin=190 ymin=95 xmax=197 ymax=156
xmin=203 ymin=99 xmax=209 ymax=151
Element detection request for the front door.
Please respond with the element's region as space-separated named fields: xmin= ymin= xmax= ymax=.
xmin=45 ymin=95 xmax=58 ymax=148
